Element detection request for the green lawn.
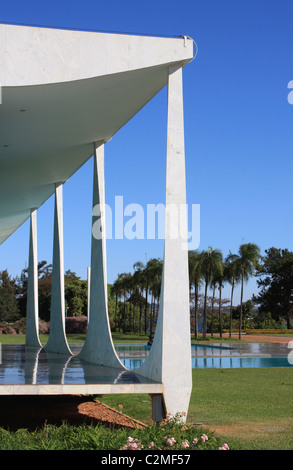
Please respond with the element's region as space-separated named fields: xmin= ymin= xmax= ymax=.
xmin=0 ymin=333 xmax=150 ymax=345
xmin=100 ymin=368 xmax=293 ymax=450
xmin=0 ymin=334 xmax=292 ymax=449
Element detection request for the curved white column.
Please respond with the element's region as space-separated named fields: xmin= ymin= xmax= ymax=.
xmin=25 ymin=208 xmax=42 ymax=347
xmin=45 ymin=183 xmax=72 ymax=355
xmin=137 ymin=65 xmax=192 ymax=421
xmin=79 ymin=143 xmax=125 ymax=369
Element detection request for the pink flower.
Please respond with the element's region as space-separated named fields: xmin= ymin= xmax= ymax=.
xmin=148 ymin=441 xmax=155 ymax=449
xmin=166 ymin=437 xmax=176 ymax=446
xmin=127 ymin=436 xmax=134 ymax=443
xmin=201 ymin=434 xmax=208 ymax=442
xmin=192 ymin=438 xmax=198 ymax=445
xmin=219 ymin=443 xmax=230 ymax=450
xmin=128 ymin=442 xmax=139 ymax=450
xmin=181 ymin=440 xmax=190 ymax=449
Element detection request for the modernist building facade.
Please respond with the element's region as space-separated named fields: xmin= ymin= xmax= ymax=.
xmin=0 ymin=23 xmax=194 ymax=421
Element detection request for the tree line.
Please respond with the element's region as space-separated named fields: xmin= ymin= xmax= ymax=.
xmin=0 ymin=243 xmax=292 ymax=337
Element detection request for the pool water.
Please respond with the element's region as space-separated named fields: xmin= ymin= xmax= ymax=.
xmin=121 ymin=355 xmax=291 ymax=370
xmin=116 ymin=342 xmax=292 ymax=369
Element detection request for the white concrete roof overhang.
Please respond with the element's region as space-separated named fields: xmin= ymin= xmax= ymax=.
xmin=0 ymin=23 xmax=193 ymax=244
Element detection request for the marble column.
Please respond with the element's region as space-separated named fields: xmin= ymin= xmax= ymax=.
xmin=45 ymin=183 xmax=72 ymax=355
xmin=79 ymin=143 xmax=124 ymax=369
xmin=25 ymin=208 xmax=42 ymax=347
xmin=137 ymin=65 xmax=192 ymax=421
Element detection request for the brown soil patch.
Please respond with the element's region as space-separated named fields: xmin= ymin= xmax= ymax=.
xmin=0 ymin=396 xmax=147 ymax=431
xmin=239 ymin=334 xmax=292 ymax=343
xmin=206 ymin=421 xmax=288 ymax=437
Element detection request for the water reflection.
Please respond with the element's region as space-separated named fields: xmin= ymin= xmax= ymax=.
xmin=120 ymin=355 xmax=290 ymax=369
xmin=0 ymin=342 xmax=291 ymax=386
xmin=120 ymin=342 xmax=291 ymax=369
xmin=0 ymin=345 xmax=156 ymax=386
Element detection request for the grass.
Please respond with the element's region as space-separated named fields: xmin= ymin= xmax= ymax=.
xmin=0 ymin=333 xmax=150 ymax=345
xmin=0 ymin=334 xmax=292 ymax=449
xmin=0 ymin=332 xmax=254 ymax=345
xmin=0 ymin=368 xmax=291 ymax=450
xmin=0 ymin=418 xmax=226 ymax=451
xmin=99 ymin=368 xmax=293 ymax=450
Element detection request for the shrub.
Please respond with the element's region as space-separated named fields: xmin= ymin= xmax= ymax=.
xmin=65 ymin=316 xmax=88 ymax=334
xmin=0 ymin=325 xmax=17 ymax=334
xmin=38 ymin=320 xmax=50 ymax=334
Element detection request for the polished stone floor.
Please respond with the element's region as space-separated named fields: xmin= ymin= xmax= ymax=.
xmin=0 ymin=341 xmax=291 ymax=390
xmin=0 ymin=344 xmax=156 ymax=386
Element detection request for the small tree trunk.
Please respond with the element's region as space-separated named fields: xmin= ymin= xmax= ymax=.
xmin=211 ymin=286 xmax=215 ymax=337
xmin=239 ymin=272 xmax=244 ymax=340
xmin=194 ymin=283 xmax=199 ymax=339
xmin=144 ymin=285 xmax=148 ymax=334
xmin=229 ymin=281 xmax=234 ymax=338
xmin=203 ymin=281 xmax=208 ymax=338
xmin=219 ymin=286 xmax=222 ymax=337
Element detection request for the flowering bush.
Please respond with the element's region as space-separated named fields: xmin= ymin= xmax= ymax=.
xmin=121 ymin=432 xmax=229 ymax=451
xmin=164 ymin=411 xmax=186 ymax=425
xmin=120 ymin=410 xmax=229 ymax=451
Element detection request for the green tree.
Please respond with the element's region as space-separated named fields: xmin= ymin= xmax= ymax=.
xmin=188 ymin=250 xmax=202 ymax=338
xmin=110 ymin=277 xmax=122 ymax=332
xmin=224 ymin=252 xmax=241 ymax=337
xmin=117 ymin=272 xmax=132 ymax=333
xmin=238 ymin=243 xmax=261 ymax=339
xmin=212 ymin=261 xmax=225 ymax=337
xmin=232 ymin=299 xmax=254 ymax=325
xmin=199 ymin=248 xmax=223 ymax=338
xmin=0 ymin=270 xmax=20 ymax=322
xmin=132 ymin=262 xmax=146 ymax=334
xmin=146 ymin=258 xmax=162 ymax=336
xmin=65 ymin=279 xmax=87 ymax=317
xmin=139 ymin=258 xmax=162 ymax=336
xmin=253 ymin=247 xmax=293 ymax=329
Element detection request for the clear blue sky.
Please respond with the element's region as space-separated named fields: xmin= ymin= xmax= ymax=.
xmin=1 ymin=0 xmax=293 ymax=305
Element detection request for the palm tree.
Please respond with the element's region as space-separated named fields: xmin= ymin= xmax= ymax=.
xmin=237 ymin=243 xmax=261 ymax=339
xmin=211 ymin=262 xmax=225 ymax=337
xmin=132 ymin=261 xmax=145 ymax=334
xmin=217 ymin=266 xmax=225 ymax=337
xmin=146 ymin=258 xmax=163 ymax=336
xmin=110 ymin=278 xmax=120 ymax=332
xmin=209 ymin=275 xmax=217 ymax=337
xmin=133 ymin=258 xmax=163 ymax=336
xmin=188 ymin=250 xmax=202 ymax=338
xmin=117 ymin=272 xmax=132 ymax=333
xmin=224 ymin=252 xmax=241 ymax=337
xmin=199 ymin=247 xmax=223 ymax=338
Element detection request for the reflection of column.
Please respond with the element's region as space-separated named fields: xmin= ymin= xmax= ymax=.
xmin=79 ymin=143 xmax=124 ymax=368
xmin=24 ymin=346 xmax=42 ymax=384
xmin=45 ymin=183 xmax=72 ymax=355
xmin=46 ymin=351 xmax=72 ymax=384
xmin=26 ymin=209 xmax=42 ymax=347
xmin=137 ymin=65 xmax=192 ymax=421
